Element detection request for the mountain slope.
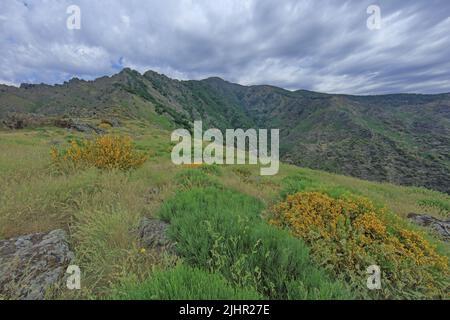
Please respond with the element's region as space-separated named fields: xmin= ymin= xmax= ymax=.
xmin=0 ymin=68 xmax=449 ymax=193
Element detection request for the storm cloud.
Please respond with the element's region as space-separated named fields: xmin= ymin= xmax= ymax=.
xmin=0 ymin=0 xmax=449 ymax=94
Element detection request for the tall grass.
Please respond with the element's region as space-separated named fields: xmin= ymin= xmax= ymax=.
xmin=158 ymin=183 xmax=353 ymax=299
xmin=110 ymin=264 xmax=262 ymax=300
xmin=1 ymin=127 xmax=448 ymax=300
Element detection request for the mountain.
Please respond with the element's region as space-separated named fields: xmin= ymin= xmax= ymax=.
xmin=1 ymin=68 xmax=449 ymax=193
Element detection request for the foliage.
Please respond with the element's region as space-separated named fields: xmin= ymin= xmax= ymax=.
xmin=51 ymin=135 xmax=147 ymax=171
xmin=175 ymin=169 xmax=221 ymax=190
xmin=110 ymin=264 xmax=262 ymax=300
xmin=159 ymin=185 xmax=353 ymax=299
xmin=1 ymin=128 xmax=449 ymax=300
xmin=417 ymin=199 xmax=450 ymax=218
xmin=2 ymin=67 xmax=450 ymax=192
xmin=270 ymin=192 xmax=449 ymax=299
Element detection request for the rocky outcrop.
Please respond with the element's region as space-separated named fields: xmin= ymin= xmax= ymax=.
xmin=54 ymin=118 xmax=105 ymax=134
xmin=0 ymin=113 xmax=106 ymax=135
xmin=1 ymin=112 xmax=52 ymax=129
xmin=0 ymin=229 xmax=74 ymax=300
xmin=137 ymin=217 xmax=175 ymax=253
xmin=407 ymin=213 xmax=450 ymax=241
xmin=100 ymin=118 xmax=121 ymax=127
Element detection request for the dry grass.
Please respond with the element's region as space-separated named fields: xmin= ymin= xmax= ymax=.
xmin=0 ymin=124 xmax=448 ymax=299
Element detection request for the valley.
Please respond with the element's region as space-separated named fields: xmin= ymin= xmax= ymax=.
xmin=1 ymin=68 xmax=449 ymax=193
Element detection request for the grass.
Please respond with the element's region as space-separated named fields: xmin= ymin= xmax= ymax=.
xmin=110 ymin=264 xmax=262 ymax=300
xmin=159 ymin=182 xmax=353 ymax=299
xmin=0 ymin=121 xmax=449 ymax=299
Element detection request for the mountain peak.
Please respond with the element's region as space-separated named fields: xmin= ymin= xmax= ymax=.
xmin=204 ymin=76 xmax=226 ymax=82
xmin=118 ymin=68 xmax=142 ymax=78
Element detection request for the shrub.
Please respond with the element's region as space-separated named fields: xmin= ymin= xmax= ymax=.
xmin=159 ymin=186 xmax=353 ymax=299
xmin=51 ymin=135 xmax=147 ymax=171
xmin=270 ymin=192 xmax=449 ymax=299
xmin=110 ymin=264 xmax=262 ymax=300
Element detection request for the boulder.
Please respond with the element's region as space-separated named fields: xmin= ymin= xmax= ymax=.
xmin=0 ymin=229 xmax=74 ymax=300
xmin=407 ymin=213 xmax=450 ymax=241
xmin=137 ymin=217 xmax=175 ymax=252
xmin=100 ymin=118 xmax=121 ymax=127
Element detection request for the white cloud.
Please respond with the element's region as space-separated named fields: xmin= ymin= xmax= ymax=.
xmin=0 ymin=0 xmax=449 ymax=94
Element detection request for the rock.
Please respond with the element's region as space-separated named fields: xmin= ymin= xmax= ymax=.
xmin=100 ymin=118 xmax=121 ymax=127
xmin=137 ymin=218 xmax=175 ymax=252
xmin=1 ymin=112 xmax=51 ymax=129
xmin=407 ymin=213 xmax=450 ymax=241
xmin=72 ymin=121 xmax=105 ymax=134
xmin=54 ymin=118 xmax=105 ymax=134
xmin=0 ymin=229 xmax=74 ymax=300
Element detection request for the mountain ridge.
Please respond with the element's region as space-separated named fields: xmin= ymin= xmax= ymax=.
xmin=4 ymin=67 xmax=449 ymax=96
xmin=1 ymin=68 xmax=449 ymax=193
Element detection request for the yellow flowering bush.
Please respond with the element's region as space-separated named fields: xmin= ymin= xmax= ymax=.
xmin=51 ymin=135 xmax=147 ymax=171
xmin=270 ymin=192 xmax=449 ymax=299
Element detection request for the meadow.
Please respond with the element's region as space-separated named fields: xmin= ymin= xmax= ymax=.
xmin=0 ymin=120 xmax=448 ymax=299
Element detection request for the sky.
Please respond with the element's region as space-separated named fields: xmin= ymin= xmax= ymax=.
xmin=0 ymin=0 xmax=449 ymax=95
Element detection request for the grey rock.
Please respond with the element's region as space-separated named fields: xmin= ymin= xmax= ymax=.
xmin=0 ymin=229 xmax=74 ymax=300
xmin=100 ymin=118 xmax=121 ymax=127
xmin=72 ymin=122 xmax=105 ymax=134
xmin=407 ymin=213 xmax=450 ymax=241
xmin=137 ymin=218 xmax=175 ymax=252
xmin=54 ymin=118 xmax=105 ymax=134
xmin=1 ymin=112 xmax=51 ymax=129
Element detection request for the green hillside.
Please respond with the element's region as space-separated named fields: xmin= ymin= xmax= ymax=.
xmin=0 ymin=121 xmax=448 ymax=299
xmin=1 ymin=69 xmax=449 ymax=193
xmin=1 ymin=68 xmax=449 ymax=194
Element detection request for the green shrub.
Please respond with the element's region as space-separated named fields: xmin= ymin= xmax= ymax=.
xmin=159 ymin=186 xmax=353 ymax=299
xmin=110 ymin=264 xmax=262 ymax=300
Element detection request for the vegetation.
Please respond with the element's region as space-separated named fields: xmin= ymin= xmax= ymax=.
xmin=417 ymin=199 xmax=450 ymax=218
xmin=270 ymin=192 xmax=449 ymax=299
xmin=51 ymin=135 xmax=148 ymax=171
xmin=110 ymin=264 xmax=262 ymax=300
xmin=159 ymin=177 xmax=353 ymax=299
xmin=1 ymin=68 xmax=449 ymax=192
xmin=0 ymin=122 xmax=449 ymax=300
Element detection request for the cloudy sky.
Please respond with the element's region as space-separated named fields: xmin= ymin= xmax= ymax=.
xmin=0 ymin=0 xmax=449 ymax=94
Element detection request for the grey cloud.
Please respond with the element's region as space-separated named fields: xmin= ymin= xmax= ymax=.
xmin=0 ymin=0 xmax=449 ymax=94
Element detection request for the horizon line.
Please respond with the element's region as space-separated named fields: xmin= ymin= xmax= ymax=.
xmin=1 ymin=67 xmax=449 ymax=97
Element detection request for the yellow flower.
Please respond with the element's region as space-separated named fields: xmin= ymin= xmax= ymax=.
xmin=270 ymin=191 xmax=449 ymax=298
xmin=50 ymin=135 xmax=147 ymax=171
